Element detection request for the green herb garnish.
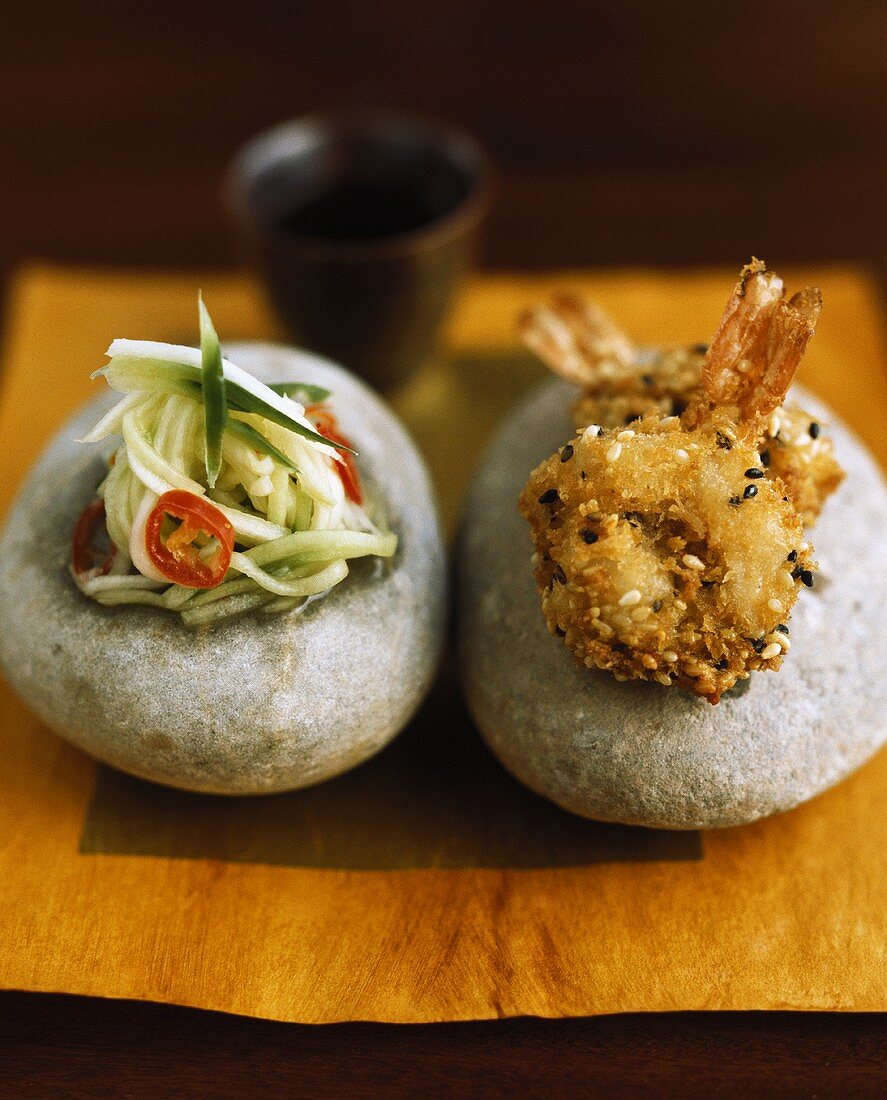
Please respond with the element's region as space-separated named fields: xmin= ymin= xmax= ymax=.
xmin=226 ymin=418 xmax=300 ymax=474
xmin=198 ymin=294 xmax=228 ymax=488
xmin=269 ymin=382 xmax=331 ymax=403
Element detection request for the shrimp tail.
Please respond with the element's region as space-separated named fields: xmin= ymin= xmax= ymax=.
xmin=696 ymin=258 xmax=821 ymax=424
xmin=519 ymin=293 xmax=635 ymax=387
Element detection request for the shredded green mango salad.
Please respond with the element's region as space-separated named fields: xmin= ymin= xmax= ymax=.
xmin=71 ymin=296 xmax=397 ymax=627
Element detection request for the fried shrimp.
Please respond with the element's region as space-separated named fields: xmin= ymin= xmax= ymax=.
xmin=519 ymin=267 xmax=844 ymax=526
xmin=518 ymin=260 xmax=833 ymax=703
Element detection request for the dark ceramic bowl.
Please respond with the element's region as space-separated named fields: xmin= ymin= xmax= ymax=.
xmin=226 ymin=110 xmax=495 ymax=390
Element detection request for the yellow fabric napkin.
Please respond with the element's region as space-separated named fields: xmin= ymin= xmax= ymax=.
xmin=0 ymin=263 xmax=885 ymax=1023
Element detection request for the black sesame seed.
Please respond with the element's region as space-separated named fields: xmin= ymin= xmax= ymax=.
xmin=776 ymin=624 xmax=790 ymax=634
xmin=791 ymin=566 xmax=803 ymax=579
xmin=787 ymin=550 xmax=798 ymax=562
xmin=728 ymin=495 xmax=742 ymax=506
xmin=559 ymin=444 xmax=574 ymax=463
xmin=751 ymin=638 xmax=766 ymax=653
xmin=580 ymin=528 xmax=598 ymax=544
xmin=580 ymin=470 xmax=586 ymax=480
xmin=800 ymin=569 xmax=814 ymax=587
xmin=743 ymin=484 xmax=758 ymax=499
xmin=641 ymin=373 xmax=654 ymax=386
xmin=760 ymin=448 xmax=771 ymax=467
xmin=553 ymin=564 xmax=567 ymax=585
xmin=538 ymin=488 xmax=559 ymax=505
xmin=716 ymin=432 xmax=733 ymax=451
xmin=744 ymin=467 xmax=764 ymax=479
xmin=693 ymin=343 xmax=709 ymax=355
xmin=809 ymin=422 xmax=821 ymax=439
xmin=652 ymin=599 xmax=662 ymax=612
xmin=715 ymin=658 xmax=729 ymax=670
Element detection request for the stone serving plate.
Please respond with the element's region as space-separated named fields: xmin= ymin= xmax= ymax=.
xmin=459 ymin=379 xmax=887 ymax=829
xmin=0 ymin=343 xmax=445 ymax=794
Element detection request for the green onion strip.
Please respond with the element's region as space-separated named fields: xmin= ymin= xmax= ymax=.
xmin=198 ymin=294 xmax=227 ymax=489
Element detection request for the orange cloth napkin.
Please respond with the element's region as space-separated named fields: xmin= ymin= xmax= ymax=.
xmin=0 ymin=263 xmax=885 ymax=1023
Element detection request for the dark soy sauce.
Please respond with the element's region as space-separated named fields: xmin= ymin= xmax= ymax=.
xmin=275 ymin=180 xmax=455 ymax=241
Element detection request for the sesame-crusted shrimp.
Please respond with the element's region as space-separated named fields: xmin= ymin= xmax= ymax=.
xmin=520 ymin=263 xmax=844 ymax=525
xmin=518 ymin=260 xmax=837 ymax=703
xmin=520 ymin=418 xmax=814 ymax=703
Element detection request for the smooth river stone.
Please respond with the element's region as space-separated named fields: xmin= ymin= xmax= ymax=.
xmin=459 ymin=378 xmax=887 ymax=829
xmin=0 ymin=342 xmax=445 ymax=794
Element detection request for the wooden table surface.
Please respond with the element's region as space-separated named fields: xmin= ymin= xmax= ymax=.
xmin=0 ymin=992 xmax=883 ymax=1098
xmin=2 ymin=4 xmax=886 ymax=1095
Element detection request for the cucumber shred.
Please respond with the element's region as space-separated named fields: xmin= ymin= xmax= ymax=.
xmin=74 ymin=296 xmax=396 ymax=626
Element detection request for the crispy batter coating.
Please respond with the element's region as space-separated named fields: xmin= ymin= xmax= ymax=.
xmin=519 ymin=417 xmax=813 ymax=703
xmin=517 ymin=260 xmax=839 ymax=702
xmin=520 ymin=272 xmax=844 ymax=527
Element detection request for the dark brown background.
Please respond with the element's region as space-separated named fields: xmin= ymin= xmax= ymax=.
xmin=3 ymin=1 xmax=887 ymax=277
xmin=2 ymin=3 xmax=886 ymax=1095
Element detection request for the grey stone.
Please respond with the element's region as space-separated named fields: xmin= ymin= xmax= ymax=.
xmin=459 ymin=379 xmax=887 ymax=829
xmin=0 ymin=342 xmax=445 ymax=794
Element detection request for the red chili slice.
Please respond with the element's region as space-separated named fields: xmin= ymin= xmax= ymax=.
xmin=306 ymin=405 xmax=363 ymax=505
xmin=72 ymin=498 xmax=117 ymax=578
xmin=145 ymin=490 xmax=235 ymax=589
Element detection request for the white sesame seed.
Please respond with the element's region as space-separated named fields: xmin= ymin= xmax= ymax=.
xmin=675 ymin=448 xmax=690 ymax=463
xmin=768 ymin=412 xmax=782 ymax=437
xmin=662 ymin=650 xmax=679 ymax=663
xmin=768 ymin=598 xmax=783 ymax=612
xmin=606 ymin=442 xmax=623 ymax=462
xmin=654 ymin=672 xmax=672 ymax=686
xmin=736 ymin=357 xmax=752 ymax=374
xmin=761 ymin=642 xmax=782 ymax=660
xmin=800 ymin=542 xmax=810 ymax=553
xmin=631 ymin=606 xmax=652 ymax=622
xmin=674 ymin=599 xmax=687 ymax=610
xmin=682 ymin=553 xmax=705 ymax=571
xmin=583 ymin=424 xmax=602 ymax=438
xmin=617 ymin=429 xmax=636 ymax=441
xmin=618 ymin=589 xmax=642 ymax=607
xmin=765 ymin=632 xmax=790 ymax=651
xmin=780 ymin=570 xmax=795 ymax=587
